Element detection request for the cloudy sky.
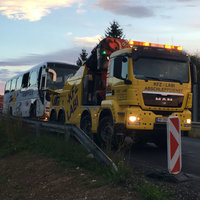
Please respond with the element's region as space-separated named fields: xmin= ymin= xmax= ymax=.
xmin=0 ymin=0 xmax=200 ymax=94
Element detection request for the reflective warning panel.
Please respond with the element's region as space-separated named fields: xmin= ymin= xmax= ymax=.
xmin=167 ymin=116 xmax=182 ymax=174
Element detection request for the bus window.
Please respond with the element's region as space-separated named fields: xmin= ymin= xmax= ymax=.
xmin=22 ymin=72 xmax=29 ymax=88
xmin=5 ymin=81 xmax=11 ymax=93
xmin=11 ymin=79 xmax=16 ymax=91
xmin=64 ymin=73 xmax=73 ymax=82
xmin=56 ymin=76 xmax=63 ymax=83
xmin=16 ymin=76 xmax=22 ymax=90
xmin=29 ymin=71 xmax=38 ymax=86
xmin=41 ymin=76 xmax=46 ymax=89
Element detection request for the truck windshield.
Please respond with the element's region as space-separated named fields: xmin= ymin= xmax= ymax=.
xmin=133 ymin=58 xmax=189 ymax=83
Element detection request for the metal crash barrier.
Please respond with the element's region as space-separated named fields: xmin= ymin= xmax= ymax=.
xmin=23 ymin=119 xmax=118 ymax=172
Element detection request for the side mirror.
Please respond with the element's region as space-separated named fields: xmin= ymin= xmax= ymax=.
xmin=113 ymin=56 xmax=129 ymax=80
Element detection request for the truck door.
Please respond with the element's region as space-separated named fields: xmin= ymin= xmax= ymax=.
xmin=108 ymin=56 xmax=130 ymax=101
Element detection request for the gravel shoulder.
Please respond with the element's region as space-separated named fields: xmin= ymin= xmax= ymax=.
xmin=0 ymin=152 xmax=138 ymax=200
xmin=0 ymin=151 xmax=200 ymax=200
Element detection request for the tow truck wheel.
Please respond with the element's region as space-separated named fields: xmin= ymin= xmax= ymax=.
xmin=80 ymin=115 xmax=92 ymax=139
xmin=98 ymin=116 xmax=115 ymax=150
xmin=50 ymin=111 xmax=56 ymax=122
xmin=182 ymin=131 xmax=189 ymax=136
xmin=58 ymin=111 xmax=65 ymax=124
xmin=155 ymin=136 xmax=167 ymax=149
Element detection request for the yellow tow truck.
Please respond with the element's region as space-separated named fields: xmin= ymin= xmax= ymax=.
xmin=49 ymin=37 xmax=197 ymax=148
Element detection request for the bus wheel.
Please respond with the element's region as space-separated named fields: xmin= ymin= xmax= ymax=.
xmin=98 ymin=116 xmax=115 ymax=150
xmin=30 ymin=104 xmax=36 ymax=118
xmin=80 ymin=115 xmax=92 ymax=139
xmin=50 ymin=111 xmax=56 ymax=122
xmin=9 ymin=107 xmax=12 ymax=116
xmin=58 ymin=111 xmax=65 ymax=124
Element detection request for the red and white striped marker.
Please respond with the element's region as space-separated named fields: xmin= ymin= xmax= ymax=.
xmin=167 ymin=116 xmax=182 ymax=174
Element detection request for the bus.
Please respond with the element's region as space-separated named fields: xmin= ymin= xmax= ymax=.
xmin=3 ymin=62 xmax=79 ymax=119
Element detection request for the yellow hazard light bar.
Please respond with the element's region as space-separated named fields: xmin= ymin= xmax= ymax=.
xmin=129 ymin=40 xmax=182 ymax=51
xmin=165 ymin=45 xmax=172 ymax=49
xmin=177 ymin=46 xmax=183 ymax=51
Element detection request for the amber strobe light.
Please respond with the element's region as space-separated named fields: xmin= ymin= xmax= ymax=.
xmin=129 ymin=40 xmax=182 ymax=51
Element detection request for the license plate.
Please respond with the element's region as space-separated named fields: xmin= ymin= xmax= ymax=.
xmin=156 ymin=117 xmax=168 ymax=123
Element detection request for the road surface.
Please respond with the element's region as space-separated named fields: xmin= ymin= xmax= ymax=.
xmin=131 ymin=136 xmax=200 ymax=177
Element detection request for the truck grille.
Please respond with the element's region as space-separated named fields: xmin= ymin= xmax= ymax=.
xmin=152 ymin=110 xmax=173 ymax=116
xmin=142 ymin=91 xmax=184 ymax=107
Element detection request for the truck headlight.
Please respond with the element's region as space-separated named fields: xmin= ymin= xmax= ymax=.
xmin=129 ymin=116 xmax=137 ymax=122
xmin=185 ymin=118 xmax=191 ymax=124
xmin=128 ymin=115 xmax=140 ymax=125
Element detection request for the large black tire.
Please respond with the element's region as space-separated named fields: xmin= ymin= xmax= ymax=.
xmin=50 ymin=111 xmax=57 ymax=122
xmin=182 ymin=131 xmax=189 ymax=137
xmin=154 ymin=135 xmax=167 ymax=149
xmin=30 ymin=104 xmax=36 ymax=118
xmin=58 ymin=111 xmax=65 ymax=124
xmin=80 ymin=115 xmax=92 ymax=139
xmin=97 ymin=116 xmax=115 ymax=150
xmin=9 ymin=107 xmax=12 ymax=116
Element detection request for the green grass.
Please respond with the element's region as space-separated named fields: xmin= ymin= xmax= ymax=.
xmin=135 ymin=183 xmax=170 ymax=200
xmin=0 ymin=117 xmax=115 ymax=180
xmin=0 ymin=176 xmax=9 ymax=184
xmin=0 ymin=117 xmax=172 ymax=200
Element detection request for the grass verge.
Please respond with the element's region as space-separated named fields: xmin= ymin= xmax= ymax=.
xmin=135 ymin=183 xmax=170 ymax=200
xmin=0 ymin=117 xmax=172 ymax=200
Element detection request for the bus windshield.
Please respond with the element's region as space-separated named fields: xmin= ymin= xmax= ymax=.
xmin=46 ymin=63 xmax=77 ymax=90
xmin=133 ymin=58 xmax=189 ymax=83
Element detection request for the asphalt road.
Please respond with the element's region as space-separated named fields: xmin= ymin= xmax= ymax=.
xmin=131 ymin=136 xmax=200 ymax=177
xmin=182 ymin=137 xmax=200 ymax=176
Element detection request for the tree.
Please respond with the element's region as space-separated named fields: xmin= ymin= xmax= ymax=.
xmin=191 ymin=54 xmax=200 ymax=86
xmin=190 ymin=54 xmax=200 ymax=120
xmin=76 ymin=49 xmax=88 ymax=66
xmin=105 ymin=20 xmax=125 ymax=39
xmin=190 ymin=55 xmax=200 ymax=69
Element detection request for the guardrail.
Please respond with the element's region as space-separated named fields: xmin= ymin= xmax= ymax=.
xmin=191 ymin=122 xmax=200 ymax=126
xmin=23 ymin=119 xmax=118 ymax=172
xmin=189 ymin=122 xmax=200 ymax=138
